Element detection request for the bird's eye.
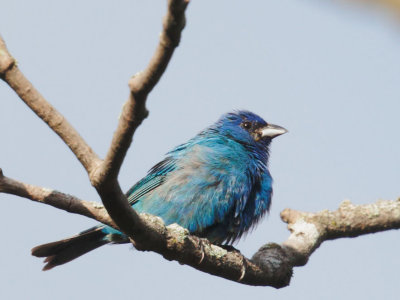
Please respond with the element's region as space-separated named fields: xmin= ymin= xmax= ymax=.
xmin=242 ymin=121 xmax=252 ymax=130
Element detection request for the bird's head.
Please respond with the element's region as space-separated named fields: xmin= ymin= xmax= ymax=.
xmin=213 ymin=110 xmax=287 ymax=148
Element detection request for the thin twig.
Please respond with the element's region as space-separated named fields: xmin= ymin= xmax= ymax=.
xmin=96 ymin=0 xmax=189 ymax=186
xmin=0 ymin=169 xmax=115 ymax=228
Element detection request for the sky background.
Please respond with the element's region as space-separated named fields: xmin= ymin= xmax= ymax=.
xmin=1 ymin=0 xmax=399 ymax=299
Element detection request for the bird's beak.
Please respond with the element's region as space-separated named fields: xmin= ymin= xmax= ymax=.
xmin=259 ymin=124 xmax=288 ymax=139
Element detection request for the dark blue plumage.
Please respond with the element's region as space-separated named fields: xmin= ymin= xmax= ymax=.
xmin=31 ymin=111 xmax=287 ymax=270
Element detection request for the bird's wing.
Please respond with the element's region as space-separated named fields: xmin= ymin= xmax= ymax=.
xmin=143 ymin=140 xmax=255 ymax=240
xmin=125 ymin=138 xmax=272 ymax=245
xmin=126 ymin=157 xmax=177 ymax=205
xmin=218 ymin=166 xmax=272 ymax=244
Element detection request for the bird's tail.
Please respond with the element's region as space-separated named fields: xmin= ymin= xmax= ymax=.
xmin=31 ymin=226 xmax=109 ymax=271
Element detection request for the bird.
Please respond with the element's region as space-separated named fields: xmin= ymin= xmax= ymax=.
xmin=31 ymin=110 xmax=287 ymax=270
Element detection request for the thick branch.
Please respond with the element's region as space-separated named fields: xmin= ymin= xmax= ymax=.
xmin=2 ymin=166 xmax=398 ymax=287
xmin=0 ymin=169 xmax=290 ymax=287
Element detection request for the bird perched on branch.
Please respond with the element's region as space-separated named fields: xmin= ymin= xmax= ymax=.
xmin=32 ymin=110 xmax=287 ymax=270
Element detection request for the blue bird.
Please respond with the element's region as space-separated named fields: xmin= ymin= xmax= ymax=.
xmin=31 ymin=111 xmax=287 ymax=270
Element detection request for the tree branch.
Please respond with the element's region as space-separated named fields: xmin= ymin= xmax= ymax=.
xmin=91 ymin=0 xmax=190 ymax=251
xmin=95 ymin=0 xmax=189 ymax=186
xmin=2 ymin=166 xmax=398 ymax=287
xmin=279 ymin=198 xmax=400 ymax=266
xmin=0 ymin=169 xmax=115 ymax=228
xmin=0 ymin=37 xmax=101 ymax=176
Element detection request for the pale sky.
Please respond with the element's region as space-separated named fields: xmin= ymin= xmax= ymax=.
xmin=1 ymin=1 xmax=399 ymax=299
